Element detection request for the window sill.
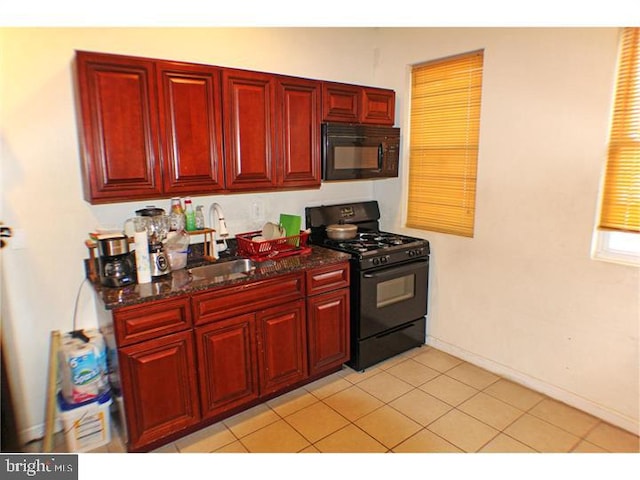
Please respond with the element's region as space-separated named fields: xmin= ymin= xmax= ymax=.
xmin=591 ymin=230 xmax=640 ymax=267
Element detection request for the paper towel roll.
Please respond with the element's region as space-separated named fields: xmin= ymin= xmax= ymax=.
xmin=134 ymin=230 xmax=151 ymax=284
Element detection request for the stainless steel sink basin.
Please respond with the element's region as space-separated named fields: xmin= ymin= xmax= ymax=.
xmin=188 ymin=259 xmax=257 ymax=281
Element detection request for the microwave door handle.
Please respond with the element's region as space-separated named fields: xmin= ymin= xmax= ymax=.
xmin=377 ymin=143 xmax=383 ymax=171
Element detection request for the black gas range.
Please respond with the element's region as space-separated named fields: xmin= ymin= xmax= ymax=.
xmin=305 ymin=201 xmax=430 ymax=371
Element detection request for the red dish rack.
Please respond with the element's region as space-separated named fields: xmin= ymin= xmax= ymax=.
xmin=235 ymin=230 xmax=312 ymax=260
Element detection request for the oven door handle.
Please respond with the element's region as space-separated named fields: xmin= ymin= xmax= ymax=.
xmin=363 ymin=259 xmax=429 ymax=278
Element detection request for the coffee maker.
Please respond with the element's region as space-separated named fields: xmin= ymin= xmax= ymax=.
xmin=97 ymin=235 xmax=136 ymax=287
xmin=135 ymin=207 xmax=171 ymax=279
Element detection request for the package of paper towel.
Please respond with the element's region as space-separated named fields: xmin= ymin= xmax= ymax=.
xmin=58 ymin=329 xmax=110 ymax=404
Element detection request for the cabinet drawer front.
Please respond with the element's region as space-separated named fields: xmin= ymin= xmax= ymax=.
xmin=192 ymin=273 xmax=304 ymax=325
xmin=114 ymin=296 xmax=192 ymax=346
xmin=306 ymin=262 xmax=350 ymax=295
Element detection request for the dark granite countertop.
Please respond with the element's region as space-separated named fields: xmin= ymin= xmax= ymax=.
xmin=90 ymin=244 xmax=351 ymax=310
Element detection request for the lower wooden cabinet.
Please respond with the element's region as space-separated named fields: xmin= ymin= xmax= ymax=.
xmin=195 ymin=313 xmax=259 ymax=420
xmin=118 ymin=330 xmax=200 ymax=451
xmin=257 ymin=300 xmax=308 ymax=396
xmin=307 ymin=289 xmax=350 ymax=375
xmin=104 ymin=261 xmax=350 ymax=451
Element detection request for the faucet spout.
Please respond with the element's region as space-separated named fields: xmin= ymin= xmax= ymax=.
xmin=209 ymin=203 xmax=229 ymax=259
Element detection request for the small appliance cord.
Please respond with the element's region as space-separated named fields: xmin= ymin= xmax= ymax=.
xmin=71 ymin=278 xmax=90 ymax=332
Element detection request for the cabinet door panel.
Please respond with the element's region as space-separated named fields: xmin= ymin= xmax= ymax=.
xmin=75 ymin=52 xmax=161 ymax=203
xmin=119 ymin=331 xmax=199 ymax=451
xmin=307 ymin=289 xmax=350 ymax=375
xmin=157 ymin=62 xmax=225 ymax=193
xmin=257 ymin=300 xmax=307 ymax=395
xmin=361 ymin=87 xmax=395 ymax=125
xmin=322 ymin=82 xmax=360 ymax=123
xmin=223 ymin=70 xmax=277 ymax=190
xmin=196 ymin=314 xmax=259 ymax=419
xmin=278 ymin=77 xmax=321 ymax=187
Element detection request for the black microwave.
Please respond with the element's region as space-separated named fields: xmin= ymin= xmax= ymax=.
xmin=322 ymin=123 xmax=401 ymax=181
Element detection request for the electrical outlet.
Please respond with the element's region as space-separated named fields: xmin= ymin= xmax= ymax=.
xmin=251 ymin=200 xmax=265 ymax=221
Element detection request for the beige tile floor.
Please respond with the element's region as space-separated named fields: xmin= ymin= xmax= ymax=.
xmin=42 ymin=346 xmax=640 ymax=454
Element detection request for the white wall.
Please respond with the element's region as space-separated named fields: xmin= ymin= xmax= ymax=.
xmin=1 ymin=27 xmax=638 ymax=441
xmin=0 ymin=27 xmax=381 ymax=441
xmin=374 ymin=28 xmax=640 ymax=433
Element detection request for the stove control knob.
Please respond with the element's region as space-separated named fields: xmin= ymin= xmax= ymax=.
xmin=372 ymin=257 xmax=380 ymax=266
xmin=381 ymin=255 xmax=389 ymax=264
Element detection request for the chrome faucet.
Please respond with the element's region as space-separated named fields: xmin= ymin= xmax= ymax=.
xmin=208 ymin=203 xmax=229 ymax=259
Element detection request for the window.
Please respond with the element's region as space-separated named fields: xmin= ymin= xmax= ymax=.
xmin=594 ymin=27 xmax=640 ymax=266
xmin=406 ymin=50 xmax=484 ymax=238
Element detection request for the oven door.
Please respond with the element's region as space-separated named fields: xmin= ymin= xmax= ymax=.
xmin=358 ymin=259 xmax=428 ymax=339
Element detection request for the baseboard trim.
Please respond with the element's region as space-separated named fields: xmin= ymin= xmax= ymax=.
xmin=20 ymin=420 xmax=63 ymax=447
xmin=426 ymin=336 xmax=640 ymax=436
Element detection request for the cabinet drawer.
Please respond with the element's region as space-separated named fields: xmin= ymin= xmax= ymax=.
xmin=113 ymin=296 xmax=192 ymax=347
xmin=192 ymin=273 xmax=304 ymax=325
xmin=306 ymin=262 xmax=350 ymax=296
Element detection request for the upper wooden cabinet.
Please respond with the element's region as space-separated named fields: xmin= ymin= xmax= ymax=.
xmin=74 ymin=51 xmax=393 ymax=203
xmin=277 ymin=76 xmax=322 ymax=188
xmin=75 ymin=51 xmax=226 ymax=204
xmin=361 ymin=86 xmax=396 ymax=125
xmin=74 ymin=52 xmax=163 ymax=203
xmin=222 ymin=70 xmax=321 ymax=191
xmin=322 ymin=81 xmax=395 ymax=126
xmin=321 ymin=82 xmax=361 ymax=123
xmin=222 ymin=69 xmax=278 ymax=191
xmin=157 ymin=61 xmax=225 ymax=194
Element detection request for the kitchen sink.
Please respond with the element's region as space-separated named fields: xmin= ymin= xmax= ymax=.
xmin=188 ymin=258 xmax=257 ymax=281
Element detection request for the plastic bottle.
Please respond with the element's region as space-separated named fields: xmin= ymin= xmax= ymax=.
xmin=184 ymin=197 xmax=196 ymax=231
xmin=195 ymin=205 xmax=205 ymax=230
xmin=169 ymin=198 xmax=185 ymax=231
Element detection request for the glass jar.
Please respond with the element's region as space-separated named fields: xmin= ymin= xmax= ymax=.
xmin=195 ymin=205 xmax=205 ymax=230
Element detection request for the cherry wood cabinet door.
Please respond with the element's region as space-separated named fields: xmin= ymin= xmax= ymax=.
xmin=276 ymin=76 xmax=321 ymax=188
xmin=307 ymin=289 xmax=350 ymax=376
xmin=222 ymin=69 xmax=277 ymax=190
xmin=195 ymin=314 xmax=259 ymax=420
xmin=157 ymin=62 xmax=225 ymax=194
xmin=118 ymin=330 xmax=200 ymax=451
xmin=256 ymin=300 xmax=307 ymax=395
xmin=361 ymin=87 xmax=395 ymax=126
xmin=74 ymin=51 xmax=162 ymax=203
xmin=322 ymin=82 xmax=361 ymax=123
